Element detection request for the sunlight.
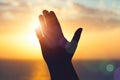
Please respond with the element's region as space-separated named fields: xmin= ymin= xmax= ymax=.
xmin=27 ymin=21 xmax=41 ymax=47
xmin=22 ymin=31 xmax=42 ymax=59
xmin=26 ymin=32 xmax=40 ymax=48
xmin=30 ymin=20 xmax=41 ymax=29
xmin=29 ymin=19 xmax=44 ymax=37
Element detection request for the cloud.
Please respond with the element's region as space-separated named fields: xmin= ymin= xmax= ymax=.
xmin=0 ymin=0 xmax=33 ymax=21
xmin=0 ymin=0 xmax=120 ymax=30
xmin=0 ymin=2 xmax=10 ymax=6
xmin=69 ymin=2 xmax=120 ymax=19
xmin=59 ymin=1 xmax=120 ymax=29
xmin=1 ymin=11 xmax=15 ymax=20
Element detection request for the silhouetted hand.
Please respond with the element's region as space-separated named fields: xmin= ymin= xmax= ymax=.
xmin=36 ymin=10 xmax=82 ymax=80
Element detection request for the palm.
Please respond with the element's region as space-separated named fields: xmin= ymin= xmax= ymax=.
xmin=36 ymin=10 xmax=82 ymax=65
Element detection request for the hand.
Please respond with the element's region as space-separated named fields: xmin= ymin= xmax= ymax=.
xmin=36 ymin=10 xmax=82 ymax=80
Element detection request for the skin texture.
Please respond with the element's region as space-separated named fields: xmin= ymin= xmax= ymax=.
xmin=36 ymin=10 xmax=82 ymax=80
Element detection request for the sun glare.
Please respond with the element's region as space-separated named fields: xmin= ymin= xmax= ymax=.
xmin=30 ymin=20 xmax=45 ymax=37
xmin=27 ymin=32 xmax=40 ymax=47
xmin=31 ymin=21 xmax=41 ymax=29
xmin=25 ymin=21 xmax=42 ymax=49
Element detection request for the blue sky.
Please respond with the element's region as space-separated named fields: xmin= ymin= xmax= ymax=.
xmin=74 ymin=0 xmax=120 ymax=10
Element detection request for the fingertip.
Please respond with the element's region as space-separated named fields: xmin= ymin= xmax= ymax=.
xmin=77 ymin=28 xmax=83 ymax=33
xmin=43 ymin=10 xmax=49 ymax=15
xmin=50 ymin=11 xmax=54 ymax=14
xmin=39 ymin=15 xmax=43 ymax=19
xmin=71 ymin=28 xmax=83 ymax=43
xmin=74 ymin=28 xmax=83 ymax=37
xmin=39 ymin=15 xmax=42 ymax=18
xmin=50 ymin=11 xmax=56 ymax=16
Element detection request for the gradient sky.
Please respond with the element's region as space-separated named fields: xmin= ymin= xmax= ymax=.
xmin=0 ymin=0 xmax=120 ymax=60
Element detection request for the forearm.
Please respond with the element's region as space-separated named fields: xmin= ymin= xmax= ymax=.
xmin=47 ymin=61 xmax=79 ymax=80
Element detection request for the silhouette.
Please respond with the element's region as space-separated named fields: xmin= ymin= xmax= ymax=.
xmin=36 ymin=10 xmax=82 ymax=80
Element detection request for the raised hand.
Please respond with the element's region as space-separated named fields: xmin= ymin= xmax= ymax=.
xmin=36 ymin=10 xmax=82 ymax=80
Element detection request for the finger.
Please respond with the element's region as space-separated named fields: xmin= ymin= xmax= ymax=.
xmin=39 ymin=15 xmax=45 ymax=27
xmin=43 ymin=10 xmax=49 ymax=17
xmin=35 ymin=27 xmax=43 ymax=41
xmin=71 ymin=28 xmax=83 ymax=44
xmin=48 ymin=11 xmax=63 ymax=37
xmin=42 ymin=10 xmax=49 ymax=26
xmin=48 ymin=11 xmax=60 ymax=26
xmin=65 ymin=28 xmax=82 ymax=56
xmin=35 ymin=28 xmax=46 ymax=54
xmin=39 ymin=15 xmax=46 ymax=35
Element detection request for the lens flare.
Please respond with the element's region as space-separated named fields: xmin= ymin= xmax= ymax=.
xmin=106 ymin=64 xmax=114 ymax=72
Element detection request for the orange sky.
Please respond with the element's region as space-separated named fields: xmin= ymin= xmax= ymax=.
xmin=0 ymin=0 xmax=120 ymax=60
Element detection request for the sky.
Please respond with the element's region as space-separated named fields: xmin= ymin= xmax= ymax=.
xmin=0 ymin=0 xmax=120 ymax=60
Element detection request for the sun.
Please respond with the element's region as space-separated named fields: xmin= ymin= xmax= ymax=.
xmin=25 ymin=21 xmax=42 ymax=48
xmin=27 ymin=32 xmax=40 ymax=47
xmin=31 ymin=20 xmax=41 ymax=29
xmin=24 ymin=19 xmax=44 ymax=52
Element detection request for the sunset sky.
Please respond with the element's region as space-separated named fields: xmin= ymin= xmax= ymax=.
xmin=0 ymin=0 xmax=120 ymax=60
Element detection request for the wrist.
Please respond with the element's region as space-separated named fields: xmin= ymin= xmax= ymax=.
xmin=47 ymin=61 xmax=79 ymax=80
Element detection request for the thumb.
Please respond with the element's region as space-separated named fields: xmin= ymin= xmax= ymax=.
xmin=71 ymin=28 xmax=83 ymax=44
xmin=65 ymin=28 xmax=82 ymax=55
